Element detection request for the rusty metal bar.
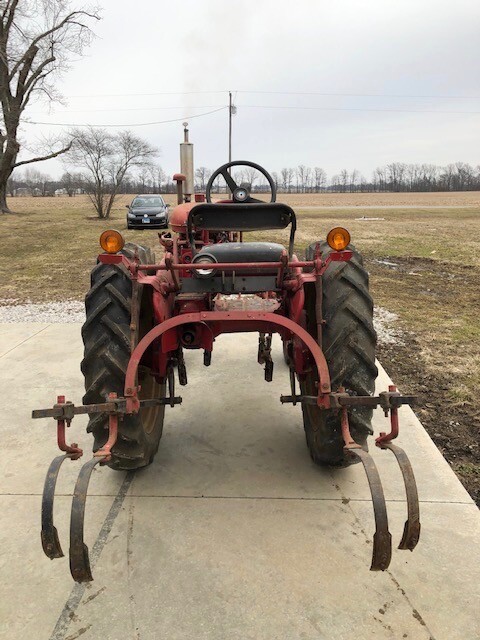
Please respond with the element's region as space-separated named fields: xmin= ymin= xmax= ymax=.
xmin=380 ymin=442 xmax=421 ymax=551
xmin=276 ymin=251 xmax=289 ymax=288
xmin=164 ymin=252 xmax=180 ymax=291
xmin=41 ymin=454 xmax=70 ymax=559
xmin=69 ymin=456 xmax=106 ymax=582
xmin=341 ymin=406 xmax=392 ymax=571
xmin=137 ymin=261 xmax=316 ymax=271
xmin=124 ymin=311 xmax=332 ymax=412
xmin=32 ymin=397 xmax=181 ymax=420
xmin=279 ymin=393 xmax=416 ymax=409
xmin=349 ymin=448 xmax=393 ymax=571
xmin=69 ymin=397 xmax=121 ymax=582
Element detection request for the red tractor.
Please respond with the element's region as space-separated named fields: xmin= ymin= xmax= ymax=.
xmin=34 ymin=161 xmax=420 ymax=582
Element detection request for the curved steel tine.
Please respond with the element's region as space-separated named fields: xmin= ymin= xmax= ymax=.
xmin=41 ymin=454 xmax=69 ymax=559
xmin=382 ymin=443 xmax=421 ymax=550
xmin=347 ymin=448 xmax=392 ymax=571
xmin=69 ymin=456 xmax=105 ymax=582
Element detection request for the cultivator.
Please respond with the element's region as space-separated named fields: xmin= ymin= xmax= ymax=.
xmin=33 ymin=159 xmax=421 ymax=582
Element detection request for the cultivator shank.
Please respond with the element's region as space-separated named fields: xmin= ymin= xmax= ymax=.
xmin=34 ymin=392 xmax=181 ymax=582
xmin=282 ymin=385 xmax=421 ymax=570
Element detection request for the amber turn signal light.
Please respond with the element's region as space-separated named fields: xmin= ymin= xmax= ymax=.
xmin=327 ymin=227 xmax=350 ymax=251
xmin=100 ymin=229 xmax=125 ymax=254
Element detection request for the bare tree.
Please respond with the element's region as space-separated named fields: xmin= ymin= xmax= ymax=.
xmin=373 ymin=166 xmax=387 ymax=192
xmin=194 ymin=166 xmax=211 ymax=191
xmin=67 ymin=127 xmax=158 ymax=219
xmin=60 ymin=170 xmax=82 ymax=196
xmin=350 ymin=169 xmax=359 ymax=193
xmin=453 ymin=162 xmax=474 ymax=190
xmin=0 ymin=1 xmax=99 ymax=212
xmin=339 ymin=169 xmax=349 ymax=192
xmin=296 ymin=165 xmax=307 ymax=193
xmin=271 ymin=171 xmax=279 ymax=190
xmin=23 ymin=167 xmax=50 ymax=195
xmin=313 ymin=167 xmax=326 ymax=192
xmin=243 ymin=167 xmax=258 ymax=190
xmin=149 ymin=164 xmax=165 ymax=193
xmin=304 ymin=167 xmax=312 ymax=192
xmin=439 ymin=164 xmax=455 ymax=191
xmin=137 ymin=167 xmax=151 ymax=193
xmin=232 ymin=169 xmax=245 ymax=187
xmin=280 ymin=167 xmax=295 ymax=193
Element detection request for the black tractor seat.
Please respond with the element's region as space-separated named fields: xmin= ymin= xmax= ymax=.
xmin=187 ymin=202 xmax=297 ymax=258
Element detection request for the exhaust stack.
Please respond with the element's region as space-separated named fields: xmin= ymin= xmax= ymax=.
xmin=180 ymin=122 xmax=194 ymax=202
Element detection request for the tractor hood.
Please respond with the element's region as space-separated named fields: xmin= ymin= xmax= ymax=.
xmin=169 ymin=202 xmax=197 ymax=233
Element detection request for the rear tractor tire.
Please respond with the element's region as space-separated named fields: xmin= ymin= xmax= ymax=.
xmin=300 ymin=241 xmax=377 ymax=466
xmin=81 ymin=242 xmax=166 ymax=470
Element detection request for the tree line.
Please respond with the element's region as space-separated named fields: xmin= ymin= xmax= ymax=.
xmin=9 ymin=158 xmax=480 ymax=204
xmin=196 ymin=162 xmax=480 ymax=193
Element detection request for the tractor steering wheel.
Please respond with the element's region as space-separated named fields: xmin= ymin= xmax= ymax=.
xmin=205 ymin=160 xmax=277 ymax=204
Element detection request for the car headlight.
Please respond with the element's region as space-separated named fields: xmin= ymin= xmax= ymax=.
xmin=127 ymin=212 xmax=135 ymax=219
xmin=155 ymin=212 xmax=165 ymax=218
xmin=192 ymin=253 xmax=217 ymax=278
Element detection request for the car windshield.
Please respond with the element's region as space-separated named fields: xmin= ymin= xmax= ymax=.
xmin=132 ymin=197 xmax=164 ymax=208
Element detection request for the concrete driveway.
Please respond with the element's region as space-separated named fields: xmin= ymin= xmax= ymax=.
xmin=0 ymin=324 xmax=479 ymax=640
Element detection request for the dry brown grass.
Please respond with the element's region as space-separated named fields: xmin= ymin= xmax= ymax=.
xmin=1 ymin=194 xmax=479 ymax=302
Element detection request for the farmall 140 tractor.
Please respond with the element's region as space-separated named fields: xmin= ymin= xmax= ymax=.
xmin=34 ymin=160 xmax=420 ymax=582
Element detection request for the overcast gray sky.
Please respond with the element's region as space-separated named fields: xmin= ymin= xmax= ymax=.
xmin=21 ymin=0 xmax=480 ymax=180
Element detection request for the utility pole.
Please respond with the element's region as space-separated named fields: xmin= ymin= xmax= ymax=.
xmin=228 ymin=91 xmax=233 ymax=163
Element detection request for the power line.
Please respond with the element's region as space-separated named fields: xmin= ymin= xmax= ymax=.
xmin=239 ymin=104 xmax=480 ymax=114
xmin=237 ymin=90 xmax=480 ymax=100
xmin=24 ymin=106 xmax=228 ymax=128
xmin=27 ymin=102 xmax=480 ymax=118
xmin=22 ymin=102 xmax=480 ymax=130
xmin=60 ymin=88 xmax=480 ymax=100
xmin=65 ymin=90 xmax=229 ymax=98
xmin=28 ymin=104 xmax=223 ymax=115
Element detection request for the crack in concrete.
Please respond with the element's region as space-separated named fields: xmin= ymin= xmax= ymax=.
xmin=126 ymin=498 xmax=141 ymax=640
xmin=48 ymin=471 xmax=134 ymax=640
xmin=0 ymin=324 xmax=50 ymax=359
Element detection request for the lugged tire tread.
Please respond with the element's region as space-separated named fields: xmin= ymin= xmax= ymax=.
xmin=301 ymin=241 xmax=378 ymax=465
xmin=81 ymin=242 xmax=165 ymax=470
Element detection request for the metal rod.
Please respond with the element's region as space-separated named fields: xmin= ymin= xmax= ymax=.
xmin=229 ymin=91 xmax=232 ymax=164
xmin=349 ymin=448 xmax=392 ymax=571
xmin=32 ymin=397 xmax=182 ymax=420
xmin=380 ymin=443 xmax=421 ymax=551
xmin=69 ymin=456 xmax=105 ymax=582
xmin=41 ymin=454 xmax=70 ymax=559
xmin=136 ymin=261 xmax=317 ymax=272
